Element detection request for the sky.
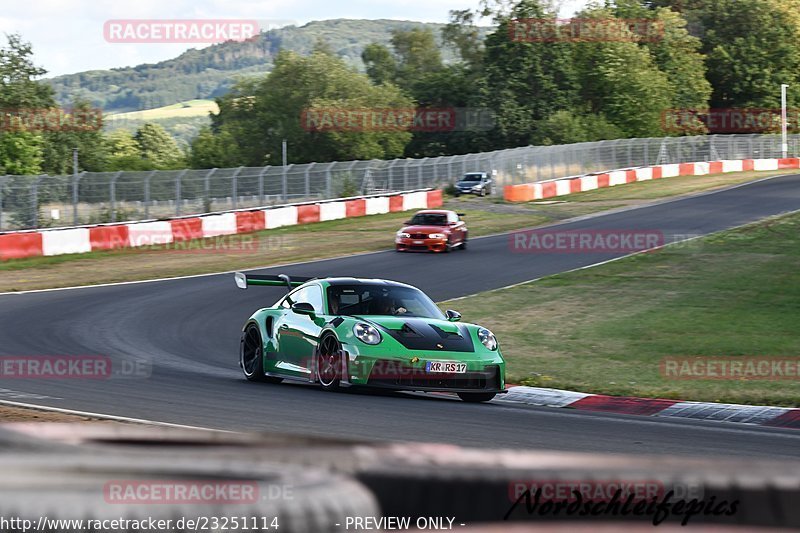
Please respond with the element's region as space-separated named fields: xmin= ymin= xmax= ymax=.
xmin=1 ymin=0 xmax=589 ymax=78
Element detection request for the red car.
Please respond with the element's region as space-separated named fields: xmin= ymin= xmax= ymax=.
xmin=395 ymin=210 xmax=468 ymax=252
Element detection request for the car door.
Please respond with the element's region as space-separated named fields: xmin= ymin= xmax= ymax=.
xmin=275 ymin=284 xmax=325 ymax=377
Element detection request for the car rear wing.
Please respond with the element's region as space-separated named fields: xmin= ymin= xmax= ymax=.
xmin=234 ymin=272 xmax=315 ymax=291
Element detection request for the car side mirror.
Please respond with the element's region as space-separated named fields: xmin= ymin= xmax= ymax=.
xmin=404 ymin=220 xmax=412 ymax=225
xmin=445 ymin=310 xmax=461 ymax=322
xmin=291 ymin=302 xmax=316 ymax=318
xmin=457 ymin=213 xmax=465 ymax=217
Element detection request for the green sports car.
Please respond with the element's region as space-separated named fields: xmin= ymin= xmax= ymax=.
xmin=235 ymin=273 xmax=506 ymax=402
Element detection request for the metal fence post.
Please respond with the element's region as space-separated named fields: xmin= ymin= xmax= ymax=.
xmin=325 ymin=165 xmax=333 ymax=199
xmin=204 ymin=168 xmax=217 ymax=212
xmin=110 ymin=171 xmax=122 ymax=223
xmin=304 ymin=163 xmax=315 ymax=199
xmin=231 ymin=166 xmax=243 ymax=209
xmin=72 ymin=171 xmax=85 ymax=226
xmin=144 ymin=170 xmax=156 ymax=219
xmin=418 ymin=158 xmax=427 ymax=188
xmin=31 ymin=175 xmax=45 ymax=229
xmin=403 ymin=160 xmax=409 ymax=190
xmin=433 ymin=156 xmax=442 ymax=184
xmin=282 ymin=164 xmax=289 ymax=202
xmin=346 ymin=161 xmax=358 ymax=196
xmin=175 ymin=169 xmax=188 ymax=216
xmin=258 ymin=166 xmax=270 ymax=204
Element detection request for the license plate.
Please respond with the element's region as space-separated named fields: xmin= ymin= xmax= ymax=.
xmin=413 ymin=240 xmax=424 ymax=244
xmin=426 ymin=361 xmax=467 ymax=374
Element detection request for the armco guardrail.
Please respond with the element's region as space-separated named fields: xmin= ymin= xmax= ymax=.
xmin=504 ymin=157 xmax=800 ymax=202
xmin=0 ymin=188 xmax=442 ymax=261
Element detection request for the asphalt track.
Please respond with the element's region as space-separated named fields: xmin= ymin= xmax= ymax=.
xmin=1 ymin=174 xmax=800 ymax=459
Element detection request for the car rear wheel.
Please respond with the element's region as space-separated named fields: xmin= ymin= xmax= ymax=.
xmin=317 ymin=334 xmax=343 ymax=391
xmin=460 ymin=234 xmax=468 ymax=250
xmin=240 ymin=324 xmax=282 ymax=383
xmin=457 ymin=392 xmax=496 ymax=403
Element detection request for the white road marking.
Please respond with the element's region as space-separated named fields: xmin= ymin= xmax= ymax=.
xmin=0 ymin=398 xmax=229 ymax=431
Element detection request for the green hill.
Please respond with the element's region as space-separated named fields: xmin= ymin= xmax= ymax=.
xmin=47 ymin=19 xmax=468 ymax=113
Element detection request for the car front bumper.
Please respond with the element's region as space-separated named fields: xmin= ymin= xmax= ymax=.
xmin=395 ymin=237 xmax=449 ymax=252
xmin=340 ymin=347 xmax=507 ymax=392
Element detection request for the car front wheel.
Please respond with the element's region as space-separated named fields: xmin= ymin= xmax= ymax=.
xmin=317 ymin=334 xmax=343 ymax=391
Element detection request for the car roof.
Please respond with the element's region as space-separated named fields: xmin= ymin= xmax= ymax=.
xmin=316 ymin=277 xmax=417 ymax=289
xmin=412 ymin=209 xmax=452 ymax=215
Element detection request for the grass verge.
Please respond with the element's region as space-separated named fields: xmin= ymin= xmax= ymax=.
xmin=443 ymin=210 xmax=800 ymax=407
xmin=0 ymin=404 xmax=100 ymax=422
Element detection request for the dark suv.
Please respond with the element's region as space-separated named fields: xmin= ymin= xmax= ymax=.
xmin=455 ymin=172 xmax=493 ymax=197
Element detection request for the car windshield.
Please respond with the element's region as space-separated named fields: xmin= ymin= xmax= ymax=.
xmin=408 ymin=213 xmax=448 ymax=226
xmin=460 ymin=175 xmax=483 ymax=183
xmin=327 ymin=284 xmax=445 ymax=319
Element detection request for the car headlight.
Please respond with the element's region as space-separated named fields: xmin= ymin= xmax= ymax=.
xmin=396 ymin=232 xmax=410 ymax=238
xmin=429 ymin=233 xmax=446 ymax=239
xmin=354 ymin=323 xmax=382 ymax=345
xmin=472 ymin=185 xmax=482 ymax=190
xmin=477 ymin=328 xmax=498 ymax=350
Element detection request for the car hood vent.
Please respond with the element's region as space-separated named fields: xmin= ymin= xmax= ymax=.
xmin=372 ymin=318 xmax=474 ymax=352
xmin=399 ymin=323 xmax=422 ymax=337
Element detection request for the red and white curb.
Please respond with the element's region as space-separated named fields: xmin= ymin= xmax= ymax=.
xmin=504 ymin=157 xmax=800 ymax=202
xmin=0 ymin=189 xmax=443 ymax=261
xmin=498 ymin=386 xmax=800 ymax=430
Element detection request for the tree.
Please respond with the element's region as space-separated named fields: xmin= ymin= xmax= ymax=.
xmin=652 ymin=0 xmax=800 ymax=108
xmin=0 ymin=34 xmax=54 ymax=178
xmin=646 ymin=8 xmax=711 ymax=111
xmin=536 ymin=109 xmax=626 ymax=145
xmin=442 ymin=10 xmax=485 ymax=68
xmin=41 ymin=100 xmax=108 ymax=174
xmin=189 ymin=127 xmax=242 ymax=169
xmin=104 ymin=130 xmax=154 ymax=170
xmin=700 ymin=0 xmax=800 ymax=108
xmin=0 ymin=34 xmax=54 ymax=109
xmin=134 ymin=123 xmax=185 ymax=169
xmin=0 ymin=132 xmax=43 ymax=175
xmin=209 ymin=50 xmax=414 ymax=165
xmin=478 ymin=0 xmax=581 ymax=147
xmin=390 ymin=28 xmax=444 ymax=85
xmin=362 ymin=43 xmax=397 ymax=86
